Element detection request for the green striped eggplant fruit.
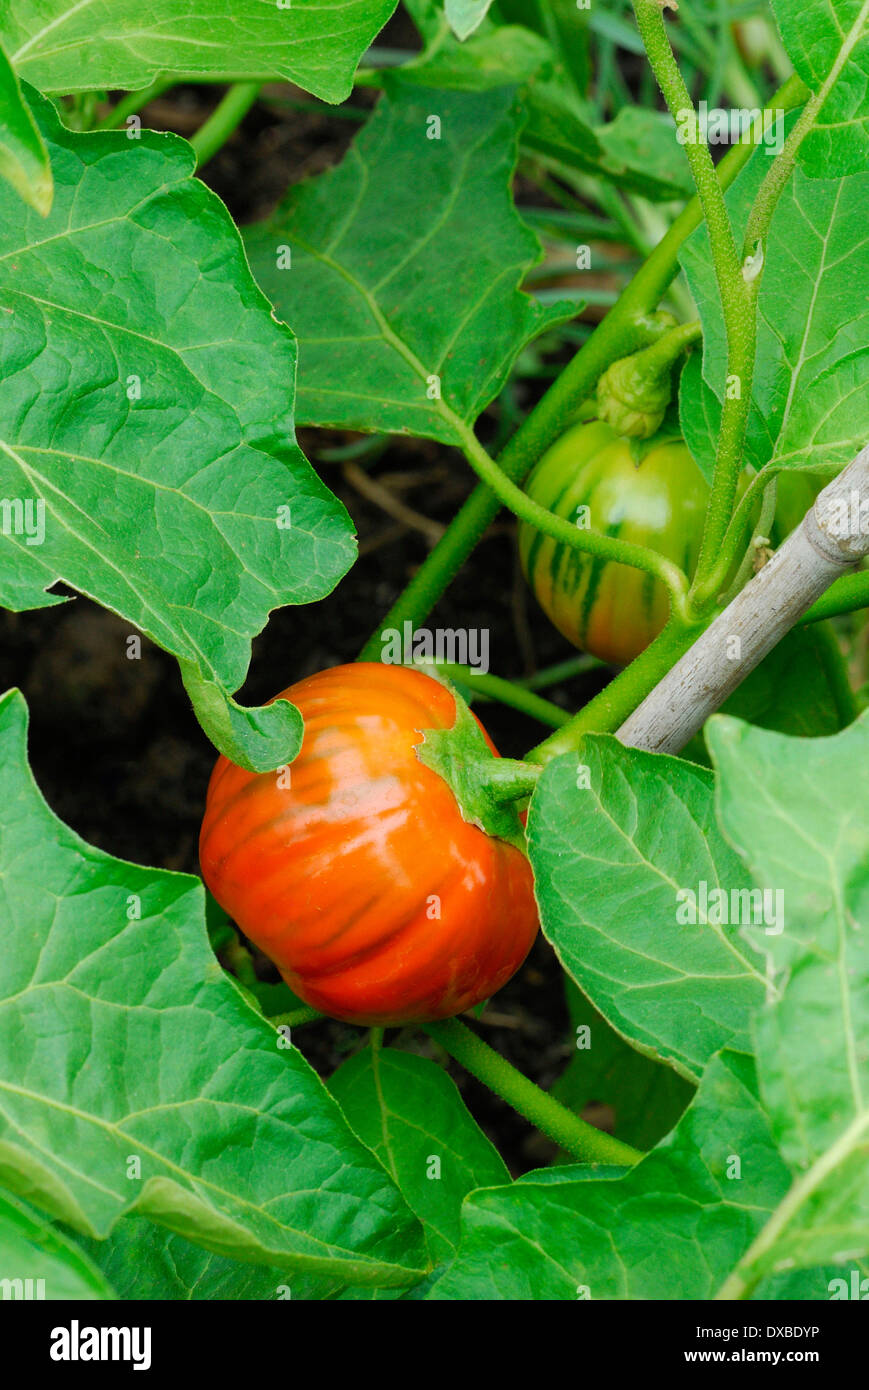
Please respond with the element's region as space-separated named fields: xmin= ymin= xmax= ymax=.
xmin=518 ymin=418 xmax=709 ymax=668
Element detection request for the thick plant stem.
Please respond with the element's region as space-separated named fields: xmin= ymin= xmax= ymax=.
xmin=632 ymin=0 xmax=758 ymax=595
xmin=356 ymin=75 xmax=806 ymax=663
xmin=190 ymin=82 xmax=261 ymax=167
xmin=423 ymin=1018 xmax=641 ymax=1166
xmin=526 ymin=619 xmax=701 ymax=763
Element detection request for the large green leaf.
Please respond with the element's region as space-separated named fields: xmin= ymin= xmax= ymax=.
xmin=3 ymin=0 xmax=398 ymax=103
xmin=446 ymin=716 xmax=869 ymax=1300
xmin=0 ymin=43 xmax=50 ymax=215
xmin=527 ymin=736 xmax=768 ymax=1081
xmin=329 ymin=1048 xmax=509 ymax=1262
xmin=398 ymin=26 xmax=553 ymax=90
xmin=707 ymin=714 xmax=869 ymax=1293
xmin=0 ymin=1191 xmax=115 ymax=1299
xmin=244 ymin=79 xmax=572 ymax=444
xmin=431 ymin=1051 xmax=791 ymax=1299
xmin=0 ymin=689 xmax=427 ymax=1289
xmin=679 ymin=124 xmax=869 ymax=481
xmin=74 ymin=1207 xmax=425 ymax=1299
xmin=771 ymin=0 xmax=869 ymax=176
xmin=0 ymin=89 xmax=355 ymax=772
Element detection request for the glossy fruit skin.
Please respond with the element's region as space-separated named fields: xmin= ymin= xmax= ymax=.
xmin=518 ymin=419 xmax=710 ymax=667
xmin=199 ymin=663 xmax=539 ymax=1026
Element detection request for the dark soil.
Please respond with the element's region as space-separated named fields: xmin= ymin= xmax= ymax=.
xmin=4 ymin=63 xmax=618 ymax=1177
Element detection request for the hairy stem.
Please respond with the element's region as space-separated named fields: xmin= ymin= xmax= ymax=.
xmin=632 ymin=0 xmax=757 ymax=596
xmin=423 ymin=1018 xmax=641 ymax=1166
xmin=456 ymin=424 xmax=690 ymax=612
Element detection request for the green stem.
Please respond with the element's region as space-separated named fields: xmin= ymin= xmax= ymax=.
xmin=812 ymin=622 xmax=858 ymax=726
xmin=626 ymin=318 xmax=702 ymax=376
xmin=190 ymin=82 xmax=262 ymax=168
xmin=527 ymin=618 xmax=701 ymax=763
xmin=632 ymin=0 xmax=757 ymax=598
xmin=355 ymin=73 xmax=807 ymax=662
xmin=424 ymin=662 xmax=571 ymax=728
xmin=694 ymin=26 xmax=853 ymax=601
xmin=270 ymin=1006 xmax=324 ymax=1029
xmin=456 ymin=424 xmax=690 ymax=613
xmin=96 ymin=81 xmax=173 ymax=130
xmin=517 ymin=653 xmax=606 ymax=689
xmin=423 ymin=1018 xmax=641 ymax=1166
xmin=718 ymin=474 xmax=777 ymax=605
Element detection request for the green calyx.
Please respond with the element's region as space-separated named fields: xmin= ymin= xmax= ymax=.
xmin=596 ymin=353 xmax=673 ymax=439
xmin=413 ymin=666 xmax=540 ymax=852
xmin=596 ymin=318 xmax=702 ymax=440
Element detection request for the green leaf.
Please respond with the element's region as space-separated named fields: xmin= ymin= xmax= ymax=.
xmin=3 ymin=0 xmax=398 ymax=104
xmin=0 ymin=89 xmax=355 ymax=772
xmin=716 ymin=626 xmax=852 ymax=739
xmin=439 ymin=717 xmax=869 ymax=1299
xmin=398 ymin=25 xmax=553 ymax=90
xmin=0 ymin=689 xmax=427 ymax=1288
xmin=445 ymin=0 xmax=494 ymax=40
xmin=497 ymin=0 xmax=590 ymax=95
xmin=74 ymin=1209 xmax=428 ymax=1299
xmin=527 ymin=736 xmax=768 ymax=1081
xmin=0 ymin=43 xmax=51 ymax=214
xmin=707 ymin=714 xmax=869 ymax=1293
xmin=679 ymin=124 xmax=869 ymax=479
xmin=593 ymin=106 xmax=695 ymax=202
xmin=0 ymin=1191 xmax=116 ymax=1299
xmin=72 ymin=1215 xmax=296 ymax=1300
xmin=771 ymin=0 xmax=869 ymax=176
xmin=244 ymin=78 xmax=572 ymax=444
xmin=678 ymin=626 xmax=854 ymax=767
xmin=521 ymin=85 xmax=693 ymax=202
xmin=329 ymin=1048 xmax=509 ymax=1261
xmin=430 ymin=1051 xmax=792 ymax=1299
xmin=520 ymin=80 xmax=603 ymax=174
xmin=551 ymin=978 xmax=694 ymax=1153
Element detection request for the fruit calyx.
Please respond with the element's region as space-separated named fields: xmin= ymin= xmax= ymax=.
xmin=597 ymin=318 xmax=702 ymax=440
xmin=413 ymin=666 xmax=539 ymax=852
